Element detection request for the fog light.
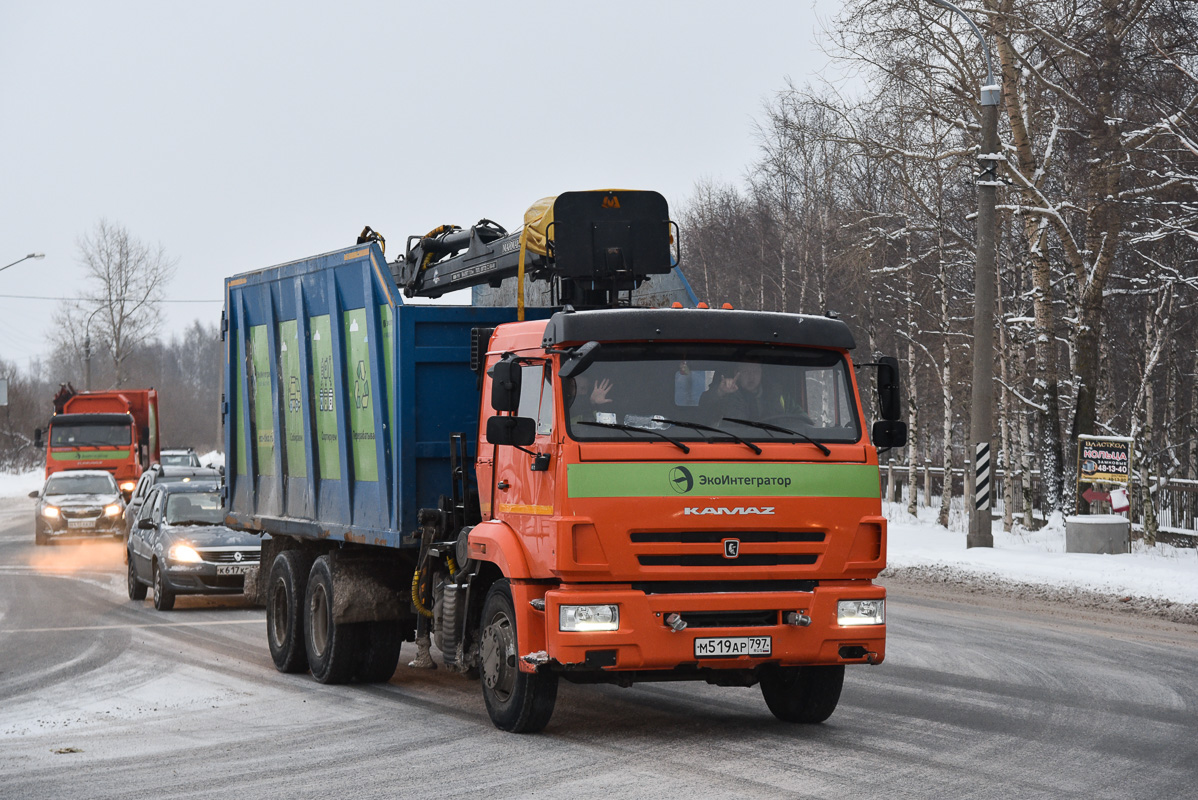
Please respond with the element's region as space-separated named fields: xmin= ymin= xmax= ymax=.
xmin=559 ymin=604 xmax=619 ymax=632
xmin=838 ymin=599 xmax=885 ymax=626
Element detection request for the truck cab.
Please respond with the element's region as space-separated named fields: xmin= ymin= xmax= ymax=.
xmin=468 ymin=308 xmax=889 ymax=724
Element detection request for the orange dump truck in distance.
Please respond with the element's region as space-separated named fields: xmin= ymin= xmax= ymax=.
xmin=43 ymin=388 xmax=160 ymax=497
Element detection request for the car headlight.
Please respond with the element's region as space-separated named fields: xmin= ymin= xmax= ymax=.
xmin=559 ymin=604 xmax=619 ymax=632
xmin=168 ymin=544 xmax=203 ymax=563
xmin=104 ymin=504 xmax=122 ymax=517
xmin=42 ymin=506 xmax=60 ymax=518
xmin=119 ymin=481 xmax=136 ymax=493
xmin=837 ymin=599 xmax=885 ymax=626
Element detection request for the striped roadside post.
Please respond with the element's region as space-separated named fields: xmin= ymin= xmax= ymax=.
xmin=974 ymin=443 xmax=991 ymax=512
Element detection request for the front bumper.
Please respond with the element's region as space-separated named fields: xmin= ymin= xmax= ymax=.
xmin=535 ymin=581 xmax=885 ymax=673
xmin=39 ymin=515 xmax=124 ymax=542
xmin=163 ymin=560 xmax=260 ymax=594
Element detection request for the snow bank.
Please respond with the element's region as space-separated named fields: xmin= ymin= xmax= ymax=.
xmin=885 ymin=501 xmax=1198 ymax=604
xmin=0 ymin=469 xmax=45 ymax=499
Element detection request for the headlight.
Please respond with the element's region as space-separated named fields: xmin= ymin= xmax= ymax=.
xmin=42 ymin=506 xmax=60 ymax=518
xmin=838 ymin=599 xmax=885 ymax=626
xmin=104 ymin=504 xmax=122 ymax=517
xmin=119 ymin=481 xmax=136 ymax=493
xmin=168 ymin=544 xmax=203 ymax=563
xmin=559 ymin=604 xmax=619 ymax=632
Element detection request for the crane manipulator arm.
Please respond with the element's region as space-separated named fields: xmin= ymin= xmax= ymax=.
xmin=392 ymin=190 xmax=677 ymax=309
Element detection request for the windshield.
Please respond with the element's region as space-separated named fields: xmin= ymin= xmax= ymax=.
xmin=164 ymin=491 xmax=225 ymax=525
xmin=161 ymin=453 xmax=199 ymax=467
xmin=45 ymin=474 xmax=118 ymax=495
xmin=50 ymin=423 xmax=131 ymax=447
xmin=564 ymin=343 xmax=861 ymax=444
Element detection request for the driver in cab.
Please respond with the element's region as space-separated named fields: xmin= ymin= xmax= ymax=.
xmin=700 ymin=361 xmax=795 ymax=422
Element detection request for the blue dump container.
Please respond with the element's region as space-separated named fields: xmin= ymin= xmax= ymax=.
xmin=223 ymin=243 xmax=529 ymax=548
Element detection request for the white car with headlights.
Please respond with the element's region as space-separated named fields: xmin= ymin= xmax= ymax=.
xmin=31 ymin=470 xmax=125 ymax=546
xmin=126 ymin=482 xmax=261 ymax=611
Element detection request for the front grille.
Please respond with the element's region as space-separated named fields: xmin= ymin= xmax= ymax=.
xmin=638 ymin=554 xmax=817 ymax=567
xmin=197 ymin=549 xmax=260 ymax=564
xmin=632 ymin=580 xmax=818 ymax=595
xmin=674 ymin=610 xmax=778 ymax=628
xmin=631 ymin=531 xmax=825 ymax=544
xmin=61 ymin=508 xmax=103 ymax=519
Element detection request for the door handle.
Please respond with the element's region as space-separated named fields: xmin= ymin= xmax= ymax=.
xmin=497 ymin=480 xmax=510 ymax=490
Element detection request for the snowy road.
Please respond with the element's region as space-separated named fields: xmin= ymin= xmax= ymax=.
xmin=1 ymin=495 xmax=1196 ymax=799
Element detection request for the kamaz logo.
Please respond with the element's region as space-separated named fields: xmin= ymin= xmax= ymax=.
xmin=723 ymin=539 xmax=740 ymax=558
xmin=602 ymin=195 xmax=621 ymax=209
xmin=683 ymin=507 xmax=775 ymax=516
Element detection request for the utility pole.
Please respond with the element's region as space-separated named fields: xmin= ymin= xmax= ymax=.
xmin=927 ymin=0 xmax=1001 ymax=548
xmin=84 ymin=306 xmax=104 ymax=392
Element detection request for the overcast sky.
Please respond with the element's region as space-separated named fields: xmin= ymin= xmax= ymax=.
xmin=1 ymin=0 xmax=841 ymax=370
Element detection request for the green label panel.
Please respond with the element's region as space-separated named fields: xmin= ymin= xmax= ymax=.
xmin=235 ymin=332 xmax=247 ymax=476
xmin=310 ymin=315 xmax=340 ymax=480
xmin=49 ymin=449 xmax=130 ymax=462
xmin=250 ymin=325 xmax=274 ymax=475
xmin=279 ymin=318 xmax=306 ymax=478
xmin=344 ymin=309 xmax=376 ymax=481
xmin=567 ymin=463 xmax=881 ymax=499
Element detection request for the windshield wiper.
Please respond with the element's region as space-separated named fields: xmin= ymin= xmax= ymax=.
xmin=656 ymin=418 xmax=762 ymax=455
xmin=722 ymin=417 xmax=831 ymax=456
xmin=577 ymin=421 xmax=691 ymax=454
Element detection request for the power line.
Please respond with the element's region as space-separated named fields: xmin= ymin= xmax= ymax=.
xmin=0 ymin=293 xmax=221 ymax=303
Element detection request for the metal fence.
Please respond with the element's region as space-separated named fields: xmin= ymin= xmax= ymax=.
xmin=881 ymin=459 xmax=1198 ymax=543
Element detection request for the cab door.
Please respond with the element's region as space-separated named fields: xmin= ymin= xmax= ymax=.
xmin=491 ymin=361 xmax=558 ymax=569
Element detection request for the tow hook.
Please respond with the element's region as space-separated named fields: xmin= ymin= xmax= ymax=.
xmin=866 ymin=652 xmax=880 ymax=665
xmin=783 ymin=611 xmax=812 ymax=627
xmin=664 ymin=613 xmax=687 ymax=632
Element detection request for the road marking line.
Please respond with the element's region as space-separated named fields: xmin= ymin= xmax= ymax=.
xmin=1 ymin=619 xmax=264 ymax=634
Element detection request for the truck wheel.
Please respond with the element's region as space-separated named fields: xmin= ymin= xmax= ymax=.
xmin=479 ymin=579 xmax=557 ymax=733
xmin=127 ymin=553 xmax=147 ymax=600
xmin=152 ymin=561 xmax=176 ymax=611
xmin=304 ymin=556 xmax=363 ymax=684
xmin=759 ymin=665 xmax=844 ymax=723
xmin=353 ymin=621 xmax=403 ymax=683
xmin=266 ymin=550 xmax=311 ymax=673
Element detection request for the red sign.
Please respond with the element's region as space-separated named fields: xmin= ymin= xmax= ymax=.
xmin=1082 ymin=488 xmax=1110 ymax=504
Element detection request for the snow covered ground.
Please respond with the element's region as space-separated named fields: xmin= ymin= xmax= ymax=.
xmin=3 ymin=467 xmax=1192 ymax=610
xmin=885 ymin=500 xmax=1198 ymax=608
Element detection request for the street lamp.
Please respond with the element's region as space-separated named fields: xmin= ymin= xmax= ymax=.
xmin=926 ymin=0 xmax=1001 ymax=548
xmin=83 ymin=306 xmax=105 ymax=391
xmin=1 ymin=253 xmax=46 ymax=273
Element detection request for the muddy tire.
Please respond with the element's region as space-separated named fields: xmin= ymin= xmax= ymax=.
xmin=266 ymin=550 xmax=311 ymax=673
xmin=152 ymin=561 xmax=176 ymax=611
xmin=479 ymin=579 xmax=557 ymax=733
xmin=353 ymin=621 xmax=403 ymax=683
xmin=304 ymin=556 xmax=363 ymax=684
xmin=759 ymin=664 xmax=844 ymax=723
xmin=127 ymin=553 xmax=147 ymax=600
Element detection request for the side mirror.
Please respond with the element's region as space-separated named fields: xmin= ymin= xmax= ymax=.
xmin=489 ymin=358 xmax=522 ymax=412
xmin=559 ymin=341 xmax=601 ymax=379
xmin=486 ymin=415 xmax=536 ymax=447
xmin=876 ymin=356 xmax=901 ymax=421
xmin=33 ymin=428 xmax=43 ymax=449
xmin=137 ymin=518 xmax=156 ymax=530
xmin=872 ymin=420 xmax=908 ymax=449
xmin=28 ymin=490 xmax=40 ymax=499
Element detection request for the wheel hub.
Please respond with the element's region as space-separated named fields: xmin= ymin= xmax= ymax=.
xmin=480 ymin=616 xmax=516 ymax=699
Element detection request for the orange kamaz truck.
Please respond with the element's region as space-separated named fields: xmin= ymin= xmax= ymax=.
xmin=224 ymin=190 xmax=906 ymax=732
xmin=42 ymin=386 xmax=160 ymax=498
